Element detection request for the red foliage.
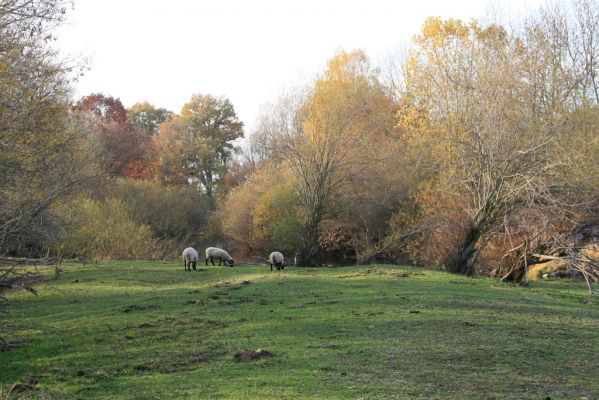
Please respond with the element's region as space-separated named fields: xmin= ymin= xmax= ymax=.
xmin=75 ymin=93 xmax=153 ymax=179
xmin=74 ymin=93 xmax=128 ymax=124
xmin=318 ymin=220 xmax=360 ymax=260
xmin=124 ymin=160 xmax=161 ymax=180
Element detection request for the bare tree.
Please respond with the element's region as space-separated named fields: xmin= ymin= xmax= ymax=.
xmin=398 ymin=13 xmax=599 ymax=275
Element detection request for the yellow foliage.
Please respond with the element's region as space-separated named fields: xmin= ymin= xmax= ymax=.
xmin=303 ymin=49 xmax=376 ymax=143
xmin=415 ymin=16 xmax=471 ymax=47
xmin=252 ymin=181 xmax=301 ymax=251
xmin=218 ymin=162 xmax=293 ymax=247
xmin=50 ymin=195 xmax=158 ymax=260
xmin=396 ymin=96 xmax=430 ymax=140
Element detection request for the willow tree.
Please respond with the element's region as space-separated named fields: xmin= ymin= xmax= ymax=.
xmin=400 ymin=9 xmax=599 ymax=276
xmin=277 ymin=50 xmax=393 ymax=265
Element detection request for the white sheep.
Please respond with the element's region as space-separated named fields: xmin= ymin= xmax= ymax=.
xmin=182 ymin=247 xmax=199 ymax=271
xmin=269 ymin=251 xmax=286 ymax=271
xmin=205 ymin=247 xmax=235 ymax=266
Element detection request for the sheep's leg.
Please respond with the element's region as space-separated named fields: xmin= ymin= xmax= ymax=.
xmin=210 ymin=257 xmax=216 ymax=266
xmin=218 ymin=258 xmax=223 ymax=266
xmin=270 ymin=263 xmax=273 ymax=271
xmin=184 ymin=261 xmax=188 ymax=271
xmin=192 ymin=262 xmax=196 ymax=271
xmin=205 ymin=258 xmax=208 ymax=266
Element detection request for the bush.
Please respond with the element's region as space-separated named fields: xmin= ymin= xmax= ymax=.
xmin=113 ymin=178 xmax=209 ymax=243
xmin=252 ymin=182 xmax=301 ymax=253
xmin=50 ymin=195 xmax=159 ymax=260
xmin=318 ymin=220 xmax=359 ymax=262
xmin=218 ymin=162 xmax=290 ymax=248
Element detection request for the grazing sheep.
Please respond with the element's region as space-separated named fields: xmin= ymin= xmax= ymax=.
xmin=269 ymin=251 xmax=286 ymax=271
xmin=205 ymin=247 xmax=235 ymax=266
xmin=182 ymin=247 xmax=199 ymax=271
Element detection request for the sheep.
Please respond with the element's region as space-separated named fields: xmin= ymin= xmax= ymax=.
xmin=182 ymin=247 xmax=199 ymax=271
xmin=205 ymin=247 xmax=235 ymax=266
xmin=269 ymin=251 xmax=286 ymax=271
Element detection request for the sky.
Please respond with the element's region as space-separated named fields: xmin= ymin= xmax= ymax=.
xmin=55 ymin=0 xmax=543 ymax=133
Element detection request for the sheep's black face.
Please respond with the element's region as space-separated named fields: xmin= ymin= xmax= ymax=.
xmin=228 ymin=260 xmax=235 ymax=266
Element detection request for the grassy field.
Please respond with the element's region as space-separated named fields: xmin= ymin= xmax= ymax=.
xmin=1 ymin=262 xmax=598 ymax=399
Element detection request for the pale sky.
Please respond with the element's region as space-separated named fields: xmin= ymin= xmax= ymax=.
xmin=56 ymin=0 xmax=543 ymax=133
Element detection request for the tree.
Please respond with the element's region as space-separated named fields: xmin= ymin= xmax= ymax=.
xmin=277 ymin=50 xmax=395 ymax=265
xmin=155 ymin=94 xmax=243 ymax=205
xmin=127 ymin=102 xmax=172 ymax=136
xmin=397 ymin=11 xmax=599 ymax=276
xmin=0 ymin=0 xmax=99 ymax=254
xmin=75 ymin=93 xmax=151 ymax=178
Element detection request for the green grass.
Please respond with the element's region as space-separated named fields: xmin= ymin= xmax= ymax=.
xmin=1 ymin=262 xmax=598 ymax=399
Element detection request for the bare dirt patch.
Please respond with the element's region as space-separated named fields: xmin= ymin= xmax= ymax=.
xmin=234 ymin=348 xmax=273 ymax=362
xmin=191 ymin=352 xmax=212 ymax=363
xmin=121 ymin=304 xmax=161 ymax=313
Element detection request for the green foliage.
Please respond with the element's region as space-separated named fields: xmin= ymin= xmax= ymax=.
xmin=1 ymin=262 xmax=597 ymax=398
xmin=252 ymin=182 xmax=301 ymax=252
xmin=50 ymin=195 xmax=158 ymax=260
xmin=155 ymin=94 xmax=244 ymax=204
xmin=127 ymin=102 xmax=172 ymax=136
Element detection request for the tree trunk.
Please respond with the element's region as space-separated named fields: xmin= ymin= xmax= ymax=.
xmin=295 ymin=215 xmax=320 ymax=266
xmin=448 ymin=227 xmax=481 ymax=276
xmin=201 ymin=168 xmax=215 ymax=209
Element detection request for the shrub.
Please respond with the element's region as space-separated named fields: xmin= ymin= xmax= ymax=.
xmin=50 ymin=195 xmax=158 ymax=260
xmin=218 ymin=162 xmax=290 ymax=248
xmin=252 ymin=182 xmax=301 ymax=252
xmin=113 ymin=178 xmax=208 ymax=243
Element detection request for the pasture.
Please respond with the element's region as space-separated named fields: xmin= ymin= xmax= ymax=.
xmin=1 ymin=262 xmax=598 ymax=399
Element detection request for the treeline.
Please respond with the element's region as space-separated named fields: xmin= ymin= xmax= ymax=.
xmin=2 ymin=0 xmax=598 ymax=279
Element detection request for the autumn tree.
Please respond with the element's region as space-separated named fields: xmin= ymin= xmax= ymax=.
xmin=0 ymin=0 xmax=99 ymax=254
xmin=155 ymin=94 xmax=243 ymax=206
xmin=395 ymin=9 xmax=599 ymax=276
xmin=217 ymin=162 xmax=288 ymax=248
xmin=75 ymin=93 xmax=151 ymax=178
xmin=127 ymin=102 xmax=172 ymax=136
xmin=274 ymin=50 xmax=395 ymax=265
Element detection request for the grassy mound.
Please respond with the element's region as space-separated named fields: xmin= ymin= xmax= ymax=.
xmin=1 ymin=262 xmax=598 ymax=399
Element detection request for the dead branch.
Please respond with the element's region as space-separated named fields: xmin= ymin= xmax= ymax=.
xmin=0 ymin=257 xmax=61 ymax=266
xmin=359 ymin=219 xmax=441 ymax=264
